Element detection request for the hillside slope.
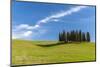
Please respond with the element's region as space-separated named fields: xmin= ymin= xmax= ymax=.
xmin=12 ymin=40 xmax=96 ymax=65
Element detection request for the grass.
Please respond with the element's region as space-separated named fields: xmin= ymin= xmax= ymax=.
xmin=12 ymin=39 xmax=96 ymax=66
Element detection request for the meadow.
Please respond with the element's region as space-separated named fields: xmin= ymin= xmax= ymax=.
xmin=12 ymin=39 xmax=95 ymax=66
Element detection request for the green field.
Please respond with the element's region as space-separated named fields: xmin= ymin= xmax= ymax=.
xmin=12 ymin=39 xmax=96 ymax=65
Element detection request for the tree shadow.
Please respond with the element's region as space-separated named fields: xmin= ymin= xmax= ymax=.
xmin=36 ymin=42 xmax=82 ymax=47
xmin=36 ymin=42 xmax=65 ymax=47
xmin=11 ymin=66 xmax=20 ymax=67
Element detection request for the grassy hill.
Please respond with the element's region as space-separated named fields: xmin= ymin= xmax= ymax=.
xmin=12 ymin=39 xmax=96 ymax=66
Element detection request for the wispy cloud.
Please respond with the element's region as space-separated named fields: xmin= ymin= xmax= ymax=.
xmin=37 ymin=6 xmax=87 ymax=24
xmin=28 ymin=6 xmax=87 ymax=30
xmin=12 ymin=6 xmax=87 ymax=39
xmin=14 ymin=24 xmax=40 ymax=30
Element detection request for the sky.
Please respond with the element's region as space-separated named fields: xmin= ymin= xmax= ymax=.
xmin=12 ymin=0 xmax=96 ymax=42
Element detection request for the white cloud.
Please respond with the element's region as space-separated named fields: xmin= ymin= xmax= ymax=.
xmin=12 ymin=25 xmax=33 ymax=39
xmin=23 ymin=31 xmax=32 ymax=37
xmin=52 ymin=19 xmax=59 ymax=22
xmin=33 ymin=25 xmax=40 ymax=29
xmin=12 ymin=31 xmax=33 ymax=39
xmin=17 ymin=24 xmax=28 ymax=29
xmin=12 ymin=35 xmax=18 ymax=39
xmin=15 ymin=24 xmax=40 ymax=30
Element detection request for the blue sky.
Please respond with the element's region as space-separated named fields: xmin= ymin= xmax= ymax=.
xmin=12 ymin=1 xmax=96 ymax=42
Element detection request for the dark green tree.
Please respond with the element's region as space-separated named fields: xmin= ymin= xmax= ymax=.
xmin=60 ymin=32 xmax=63 ymax=41
xmin=79 ymin=30 xmax=82 ymax=42
xmin=69 ymin=32 xmax=71 ymax=42
xmin=70 ymin=31 xmax=73 ymax=41
xmin=62 ymin=30 xmax=67 ymax=43
xmin=59 ymin=32 xmax=61 ymax=41
xmin=73 ymin=30 xmax=76 ymax=41
xmin=67 ymin=32 xmax=69 ymax=42
xmin=86 ymin=32 xmax=90 ymax=42
xmin=65 ymin=32 xmax=68 ymax=43
xmin=75 ymin=30 xmax=78 ymax=41
xmin=82 ymin=32 xmax=86 ymax=41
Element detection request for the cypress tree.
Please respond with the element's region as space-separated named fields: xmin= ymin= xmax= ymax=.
xmin=59 ymin=32 xmax=61 ymax=41
xmin=73 ymin=30 xmax=75 ymax=41
xmin=60 ymin=32 xmax=63 ymax=41
xmin=70 ymin=30 xmax=74 ymax=41
xmin=71 ymin=30 xmax=74 ymax=41
xmin=67 ymin=32 xmax=69 ymax=42
xmin=62 ymin=30 xmax=66 ymax=43
xmin=82 ymin=32 xmax=86 ymax=41
xmin=69 ymin=32 xmax=71 ymax=42
xmin=86 ymin=32 xmax=90 ymax=42
xmin=70 ymin=31 xmax=72 ymax=41
xmin=79 ymin=30 xmax=82 ymax=42
xmin=75 ymin=30 xmax=78 ymax=42
xmin=65 ymin=32 xmax=68 ymax=43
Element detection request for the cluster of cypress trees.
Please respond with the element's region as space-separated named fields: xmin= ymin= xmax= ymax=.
xmin=59 ymin=30 xmax=90 ymax=43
